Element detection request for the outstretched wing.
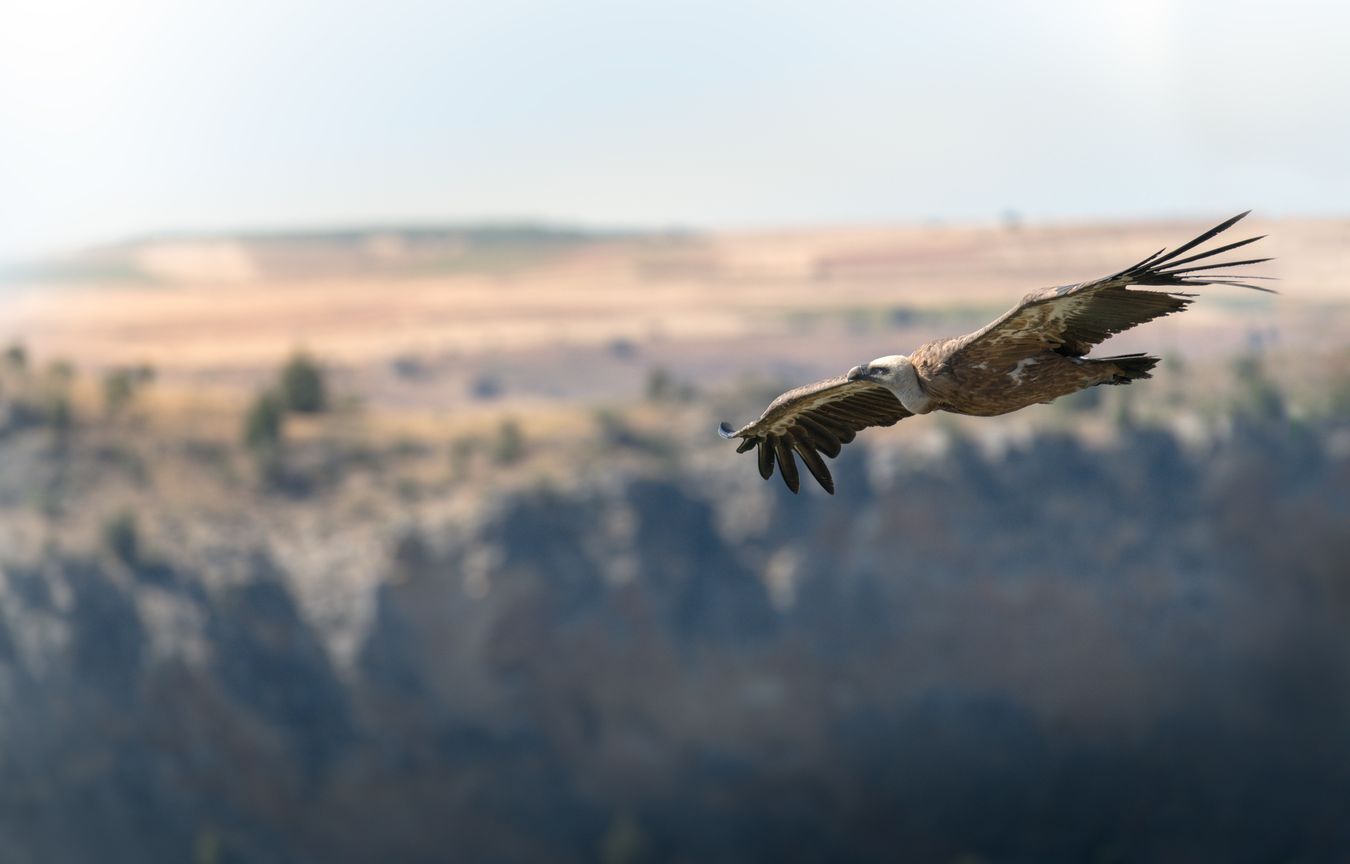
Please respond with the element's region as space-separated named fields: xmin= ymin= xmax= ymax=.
xmin=941 ymin=211 xmax=1272 ymax=366
xmin=719 ymin=376 xmax=911 ymax=494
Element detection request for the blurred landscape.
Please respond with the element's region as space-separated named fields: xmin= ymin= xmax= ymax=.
xmin=1 ymin=215 xmax=1349 ymax=862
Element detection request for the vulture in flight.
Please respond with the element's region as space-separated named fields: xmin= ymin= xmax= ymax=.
xmin=719 ymin=212 xmax=1272 ymax=494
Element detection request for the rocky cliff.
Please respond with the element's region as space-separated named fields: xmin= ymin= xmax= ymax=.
xmin=1 ymin=412 xmax=1348 ymax=862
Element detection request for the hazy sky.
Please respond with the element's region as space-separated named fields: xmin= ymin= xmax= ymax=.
xmin=2 ymin=0 xmax=1348 ymax=259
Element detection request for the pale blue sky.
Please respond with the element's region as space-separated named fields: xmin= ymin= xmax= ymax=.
xmin=2 ymin=0 xmax=1347 ymax=259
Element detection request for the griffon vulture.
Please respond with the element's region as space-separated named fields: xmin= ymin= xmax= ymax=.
xmin=719 ymin=212 xmax=1271 ymax=494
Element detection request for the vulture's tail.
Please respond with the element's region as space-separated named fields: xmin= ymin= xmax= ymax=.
xmin=1097 ymin=353 xmax=1160 ymax=384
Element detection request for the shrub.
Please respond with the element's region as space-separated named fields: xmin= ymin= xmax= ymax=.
xmin=1231 ymin=352 xmax=1285 ymax=422
xmin=643 ymin=366 xmax=695 ymax=403
xmin=493 ymin=418 xmax=525 ymax=465
xmin=449 ymin=436 xmax=479 ymax=478
xmin=45 ymin=359 xmax=75 ymax=384
xmin=45 ymin=394 xmax=72 ymax=433
xmin=1330 ymin=366 xmax=1350 ymax=419
xmin=3 ymin=342 xmax=27 ymax=372
xmin=103 ymin=370 xmax=136 ymax=415
xmin=644 ymin=367 xmax=672 ymax=402
xmin=102 ymin=510 xmax=140 ymax=565
xmin=471 ymin=373 xmax=503 ymax=400
xmin=244 ymin=391 xmax=285 ymax=451
xmin=103 ymin=364 xmax=157 ymax=416
xmin=280 ymin=352 xmax=327 ymax=414
xmin=390 ymin=354 xmax=427 ymax=380
xmin=595 ymin=408 xmax=640 ymax=448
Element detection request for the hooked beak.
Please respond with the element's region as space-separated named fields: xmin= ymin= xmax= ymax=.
xmin=847 ymin=364 xmax=872 ymax=382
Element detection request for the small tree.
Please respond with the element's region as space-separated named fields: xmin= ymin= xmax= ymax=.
xmin=244 ymin=390 xmax=285 ymax=451
xmin=3 ymin=342 xmax=27 ymax=372
xmin=644 ymin=367 xmax=672 ymax=402
xmin=493 ymin=418 xmax=525 ymax=465
xmin=103 ymin=364 xmax=157 ymax=416
xmin=280 ymin=351 xmax=327 ymax=414
xmin=102 ymin=510 xmax=140 ymax=565
xmin=449 ymin=436 xmax=479 ymax=478
xmin=45 ymin=359 xmax=75 ymax=385
xmin=1330 ymin=365 xmax=1350 ymax=419
xmin=103 ymin=369 xmax=136 ymax=416
xmin=471 ymin=373 xmax=503 ymax=400
xmin=45 ymin=394 xmax=72 ymax=435
xmin=1231 ymin=352 xmax=1285 ymax=422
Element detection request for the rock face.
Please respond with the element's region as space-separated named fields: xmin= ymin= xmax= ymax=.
xmin=1 ymin=419 xmax=1349 ymax=862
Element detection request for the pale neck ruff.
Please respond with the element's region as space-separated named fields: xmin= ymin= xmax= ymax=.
xmin=887 ymin=361 xmax=934 ymax=414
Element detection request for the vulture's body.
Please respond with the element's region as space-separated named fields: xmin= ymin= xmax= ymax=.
xmin=719 ymin=212 xmax=1272 ymax=494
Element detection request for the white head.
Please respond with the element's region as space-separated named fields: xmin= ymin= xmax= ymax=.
xmin=847 ymin=354 xmax=933 ymax=414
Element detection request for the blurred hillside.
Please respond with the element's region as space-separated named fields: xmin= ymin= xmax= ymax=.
xmin=1 ymin=217 xmax=1349 ymax=861
xmin=2 ymin=215 xmax=1346 ymax=407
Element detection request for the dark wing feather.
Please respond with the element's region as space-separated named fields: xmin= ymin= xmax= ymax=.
xmin=719 ymin=375 xmax=911 ymax=494
xmin=944 ymin=212 xmax=1272 ymax=364
xmin=771 ymin=436 xmax=799 ymax=492
xmin=790 ymin=431 xmax=834 ymax=492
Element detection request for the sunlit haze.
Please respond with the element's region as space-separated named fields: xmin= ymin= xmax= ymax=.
xmin=3 ymin=0 xmax=1349 ymax=259
xmin=3 ymin=3 xmax=1350 ymax=860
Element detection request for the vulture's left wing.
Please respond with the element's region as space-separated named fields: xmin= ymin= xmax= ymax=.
xmin=719 ymin=376 xmax=911 ymax=494
xmin=941 ymin=212 xmax=1273 ymax=367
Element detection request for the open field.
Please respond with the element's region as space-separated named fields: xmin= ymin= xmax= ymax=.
xmin=3 ymin=216 xmax=1346 ymax=419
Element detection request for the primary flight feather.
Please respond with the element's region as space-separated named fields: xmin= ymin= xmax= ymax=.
xmin=719 ymin=212 xmax=1272 ymax=494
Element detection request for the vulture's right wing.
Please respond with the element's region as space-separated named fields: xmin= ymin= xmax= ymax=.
xmin=719 ymin=375 xmax=911 ymax=494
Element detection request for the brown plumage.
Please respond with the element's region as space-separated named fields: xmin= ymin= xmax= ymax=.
xmin=719 ymin=212 xmax=1272 ymax=493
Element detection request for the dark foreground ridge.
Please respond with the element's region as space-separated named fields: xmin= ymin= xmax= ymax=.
xmin=0 ymin=414 xmax=1348 ymax=862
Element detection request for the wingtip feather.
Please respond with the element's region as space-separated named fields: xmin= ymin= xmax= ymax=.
xmin=757 ymin=439 xmax=775 ymax=480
